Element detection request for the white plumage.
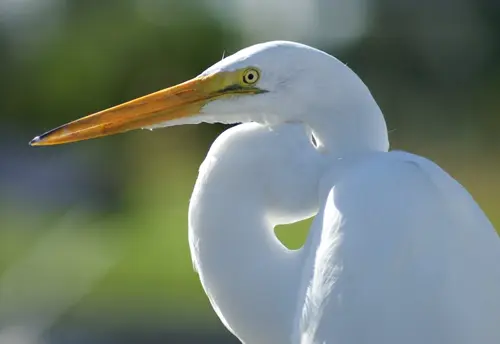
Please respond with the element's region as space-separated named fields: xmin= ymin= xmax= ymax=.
xmin=187 ymin=42 xmax=500 ymax=344
xmin=31 ymin=41 xmax=500 ymax=344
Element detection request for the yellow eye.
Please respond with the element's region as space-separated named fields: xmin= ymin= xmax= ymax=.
xmin=242 ymin=68 xmax=260 ymax=85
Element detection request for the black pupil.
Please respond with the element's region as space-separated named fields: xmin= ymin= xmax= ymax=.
xmin=247 ymin=73 xmax=254 ymax=80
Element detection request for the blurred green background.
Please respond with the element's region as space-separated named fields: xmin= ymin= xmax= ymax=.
xmin=0 ymin=0 xmax=499 ymax=343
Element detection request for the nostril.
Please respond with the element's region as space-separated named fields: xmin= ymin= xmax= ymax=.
xmin=311 ymin=134 xmax=318 ymax=148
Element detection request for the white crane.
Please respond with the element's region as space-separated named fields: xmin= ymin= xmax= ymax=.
xmin=30 ymin=41 xmax=500 ymax=344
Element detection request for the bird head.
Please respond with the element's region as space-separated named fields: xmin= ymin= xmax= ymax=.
xmin=30 ymin=41 xmax=378 ymax=147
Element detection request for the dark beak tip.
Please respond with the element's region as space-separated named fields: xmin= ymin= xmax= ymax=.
xmin=29 ymin=136 xmax=41 ymax=146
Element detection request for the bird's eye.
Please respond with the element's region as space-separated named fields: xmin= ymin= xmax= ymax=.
xmin=242 ymin=68 xmax=260 ymax=85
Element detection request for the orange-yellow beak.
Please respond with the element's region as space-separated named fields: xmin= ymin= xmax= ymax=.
xmin=30 ymin=71 xmax=265 ymax=146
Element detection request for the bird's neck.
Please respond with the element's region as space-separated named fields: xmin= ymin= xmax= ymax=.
xmin=307 ymin=98 xmax=389 ymax=157
xmin=188 ymin=172 xmax=303 ymax=344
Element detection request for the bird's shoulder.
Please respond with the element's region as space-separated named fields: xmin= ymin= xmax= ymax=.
xmin=316 ymin=150 xmax=483 ymax=220
xmin=298 ymin=151 xmax=500 ymax=344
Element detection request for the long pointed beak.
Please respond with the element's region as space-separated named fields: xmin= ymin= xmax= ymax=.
xmin=29 ymin=76 xmax=216 ymax=146
xmin=30 ymin=73 xmax=263 ymax=146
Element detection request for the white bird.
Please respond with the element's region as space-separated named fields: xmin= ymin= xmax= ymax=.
xmin=30 ymin=41 xmax=500 ymax=344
